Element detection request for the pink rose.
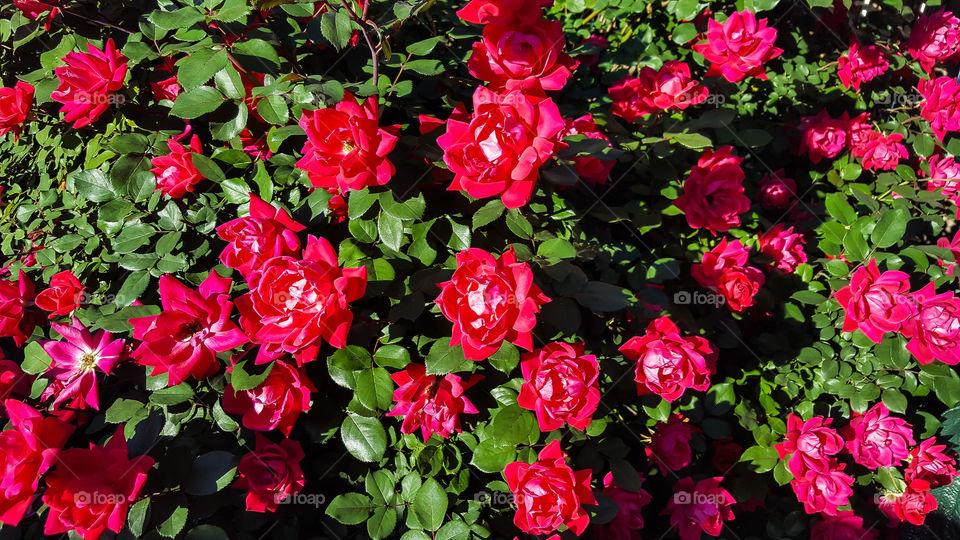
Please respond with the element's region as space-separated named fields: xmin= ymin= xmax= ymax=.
xmin=0 ymin=271 xmax=36 ymax=347
xmin=846 ymin=112 xmax=873 ymax=152
xmin=595 ymin=471 xmax=651 ymax=539
xmin=468 ymin=19 xmax=578 ymax=92
xmin=789 ymin=459 xmax=854 ymax=516
xmin=835 ymin=259 xmax=916 ymax=343
xmin=758 ymin=224 xmax=807 ymax=273
xmin=693 ymin=10 xmax=783 ymax=82
xmin=560 ymin=114 xmax=614 ymax=185
xmin=609 ymin=61 xmax=708 ymax=121
xmin=645 ymin=414 xmax=698 ymax=472
xmin=938 ymin=230 xmax=960 ymax=276
xmin=918 ymin=76 xmax=960 ymax=141
xmin=150 ymin=133 xmax=205 ymax=198
xmin=0 ymin=81 xmax=33 ymax=139
xmin=456 ymin=0 xmax=552 ymax=25
xmin=901 ymin=282 xmax=960 ymax=365
xmin=842 ymin=402 xmax=915 ymax=469
xmin=620 ymin=316 xmax=716 ymax=402
xmin=518 ymin=342 xmax=600 ymax=432
xmin=795 ymin=109 xmax=848 ymax=163
xmin=295 ymin=93 xmax=400 ymax=193
xmin=905 ymin=9 xmax=960 ymax=73
xmin=674 ymin=146 xmax=749 ymax=234
xmin=223 ymin=359 xmax=316 ymax=436
xmin=51 ymin=38 xmax=128 ymax=128
xmin=387 ymin=363 xmax=482 ymax=440
xmin=837 ymin=41 xmax=888 ymax=91
xmin=811 ymin=512 xmax=877 ymax=540
xmin=756 ymin=169 xmax=796 ymax=210
xmin=922 ymin=153 xmax=960 ymax=203
xmin=667 ymin=477 xmax=736 ymax=540
xmin=859 ymin=131 xmax=908 ymax=171
xmin=216 ymin=193 xmax=305 ymax=282
xmin=438 ymin=87 xmax=566 ymax=208
xmin=775 ymin=414 xmax=844 ymax=471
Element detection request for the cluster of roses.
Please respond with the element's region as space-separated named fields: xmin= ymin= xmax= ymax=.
xmin=775 ymin=405 xmax=957 ymax=531
xmin=795 ymin=109 xmax=908 ymax=172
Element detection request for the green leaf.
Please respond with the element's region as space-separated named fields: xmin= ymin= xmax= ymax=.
xmin=740 ymin=445 xmax=779 ymax=473
xmin=182 ymin=451 xmax=238 ymax=496
xmin=105 ymin=398 xmax=146 ymax=424
xmin=186 ymin=525 xmax=230 ymax=540
xmin=326 ymin=493 xmax=373 ymax=525
xmin=505 ymin=209 xmax=533 ymax=239
xmin=488 ymin=342 xmax=520 ymax=375
xmin=425 ymin=338 xmax=473 ymax=375
xmin=406 ymin=36 xmax=443 ymax=56
xmin=355 ymin=367 xmax=394 ymax=411
xmin=214 ymin=66 xmax=245 ymax=99
xmin=470 ymin=439 xmax=516 ymax=473
xmin=342 ymin=415 xmax=387 ymax=462
xmin=537 ymin=238 xmax=577 ymax=260
xmin=406 ymin=59 xmax=445 ymax=75
xmin=665 ymin=131 xmax=713 ymax=149
xmin=170 ymin=86 xmax=225 ymax=119
xmin=378 ymin=213 xmax=405 ymax=251
xmin=320 ymin=9 xmax=353 ymax=50
xmin=127 ymin=498 xmax=150 ymax=536
xmin=825 ymin=193 xmax=856 ymax=225
xmin=157 ymin=506 xmax=188 ymax=538
xmin=229 ymin=359 xmax=273 ymax=391
xmin=328 ymin=346 xmax=371 ymax=389
xmin=68 ymin=170 xmax=116 ymax=202
xmin=373 ymin=345 xmax=411 ymax=369
xmin=150 ymin=7 xmax=204 ymax=30
xmin=672 ymin=22 xmax=697 ymax=44
xmin=882 ymin=388 xmax=908 ymax=414
xmin=149 ymin=383 xmax=195 ymax=405
xmin=572 ymin=281 xmax=633 ymax=312
xmin=176 ymin=48 xmax=229 ymax=90
xmin=871 ymin=208 xmax=909 ymax=248
xmin=472 ymin=199 xmax=505 ymax=229
xmin=232 ymin=38 xmax=282 ymax=72
xmin=22 ymin=341 xmax=53 ymax=374
xmin=256 ymin=94 xmax=290 ymax=125
xmin=413 ymin=478 xmax=448 ymax=531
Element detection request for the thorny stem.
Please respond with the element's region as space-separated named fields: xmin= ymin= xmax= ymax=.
xmin=337 ymin=0 xmax=381 ymax=92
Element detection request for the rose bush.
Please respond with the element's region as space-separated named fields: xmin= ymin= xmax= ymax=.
xmin=5 ymin=0 xmax=960 ymax=539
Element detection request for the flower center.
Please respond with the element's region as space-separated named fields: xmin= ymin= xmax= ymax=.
xmin=79 ymin=353 xmax=98 ymax=372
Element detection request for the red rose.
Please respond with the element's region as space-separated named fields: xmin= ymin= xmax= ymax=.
xmin=619 ymin=316 xmax=716 ymax=402
xmin=894 ymin=479 xmax=937 ymax=525
xmin=691 ymin=238 xmax=765 ymax=311
xmin=758 ymin=224 xmax=807 ymax=273
xmin=295 ymin=93 xmax=400 ymax=193
xmin=834 ymin=259 xmax=916 ymax=343
xmin=667 ymin=477 xmax=736 ymax=539
xmin=435 ymin=247 xmax=550 ymax=360
xmin=0 ymin=360 xmax=29 ymax=402
xmin=693 ymin=10 xmax=783 ymax=82
xmin=0 ymin=270 xmax=36 ymax=347
xmin=456 ymin=0 xmax=552 ymax=25
xmin=438 ymin=87 xmax=566 ymax=208
xmin=645 ymin=414 xmax=697 ymax=472
xmin=517 ymin=342 xmax=600 ymax=432
xmin=468 ymin=19 xmax=578 ymax=92
xmin=756 ymin=169 xmax=796 ymax=210
xmin=0 ymin=81 xmax=33 ymax=139
xmin=223 ymin=359 xmax=316 ymax=436
xmin=711 ymin=437 xmax=743 ymax=473
xmin=150 ymin=133 xmax=205 ymax=198
xmin=811 ymin=512 xmax=877 ymax=540
xmin=674 ymin=146 xmax=749 ymax=234
xmin=51 ymin=38 xmax=128 ymax=129
xmin=35 ymin=270 xmax=85 ymax=318
xmin=609 ymin=61 xmax=708 ymax=121
xmin=789 ymin=459 xmax=854 ymax=516
xmin=842 ymin=402 xmax=915 ymax=469
xmin=837 ymin=42 xmax=888 ymax=91
xmin=905 ymin=437 xmax=959 ymax=488
xmin=859 ymin=131 xmax=908 ymax=171
xmin=129 ymin=271 xmax=248 ymax=386
xmin=905 ymin=9 xmax=960 ymax=73
xmin=504 ymin=439 xmax=596 ymax=536
xmin=595 ymin=471 xmax=651 ymax=539
xmin=775 ymin=414 xmax=844 ymax=469
xmin=918 ymin=76 xmax=960 ymax=141
xmin=233 ymin=434 xmax=305 ymax=513
xmin=42 ymin=427 xmax=154 ymax=539
xmin=795 ymin=109 xmax=848 ymax=163
xmin=236 ymin=235 xmax=367 ymax=365
xmin=216 ymin=193 xmax=305 ymax=282
xmin=149 ymin=57 xmax=181 ymax=102
xmin=386 ymin=363 xmax=482 ymax=440
xmin=923 ymin=154 xmax=960 ymax=204
xmin=0 ymin=400 xmax=73 ymax=526
xmin=560 ymin=114 xmax=614 ymax=185
xmin=846 ymin=112 xmax=873 ymax=151
xmin=13 ymin=0 xmax=58 ymax=19
xmin=901 ymin=282 xmax=960 ymax=365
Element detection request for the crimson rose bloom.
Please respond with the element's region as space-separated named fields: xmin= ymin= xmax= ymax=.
xmin=237 ymin=235 xmax=367 ymax=365
xmin=150 ymin=57 xmax=180 ymax=102
xmin=517 ymin=342 xmax=600 ymax=432
xmin=456 ymin=0 xmax=551 ymax=25
xmin=894 ymin=479 xmax=938 ymax=525
xmin=0 ymin=360 xmax=29 ymax=402
xmin=0 ymin=270 xmax=36 ymax=347
xmin=775 ymin=414 xmax=844 ymax=470
xmin=439 ymin=87 xmax=565 ymax=208
xmin=842 ymin=402 xmax=915 ymax=469
xmin=51 ymin=38 xmax=127 ymax=128
xmin=837 ymin=42 xmax=888 ymax=91
xmin=0 ymin=400 xmax=73 ymax=526
xmin=905 ymin=9 xmax=960 ymax=73
xmin=835 ymin=259 xmax=915 ymax=343
xmin=666 ymin=477 xmax=735 ymax=540
xmin=468 ymin=19 xmax=578 ymax=92
xmin=859 ymin=131 xmax=908 ymax=171
xmin=789 ymin=459 xmax=854 ymax=516
xmin=905 ymin=437 xmax=959 ymax=488
xmin=609 ymin=61 xmax=708 ymax=121
xmin=560 ymin=114 xmax=614 ymax=185
xmin=923 ymin=154 xmax=960 ymax=203
xmin=13 ymin=0 xmax=58 ymax=19
xmin=795 ymin=109 xmax=848 ymax=163
xmin=223 ymin=359 xmax=316 ymax=436
xmin=42 ymin=427 xmax=154 ymax=540
xmin=0 ymin=81 xmax=33 ymax=139
xmin=918 ymin=76 xmax=960 ymax=141
xmin=901 ymin=282 xmax=960 ymax=365
xmin=646 ymin=414 xmax=697 ymax=472
xmin=129 ymin=271 xmax=248 ymax=386
xmin=595 ymin=471 xmax=651 ymax=539
xmin=387 ymin=363 xmax=482 ymax=440
xmin=711 ymin=437 xmax=743 ymax=473
xmin=619 ymin=316 xmax=716 ymax=402
xmin=811 ymin=512 xmax=877 ymax=540
xmin=674 ymin=146 xmax=749 ymax=234
xmin=756 ymin=169 xmax=796 ymax=210
xmin=691 ymin=238 xmax=765 ymax=311
xmin=34 ymin=270 xmax=84 ymax=318
xmin=758 ymin=224 xmax=807 ymax=273
xmin=150 ymin=133 xmax=205 ymax=198
xmin=295 ymin=93 xmax=399 ymax=193
xmin=435 ymin=247 xmax=549 ymax=360
xmin=216 ymin=193 xmax=305 ymax=282
xmin=504 ymin=439 xmax=596 ymax=536
xmin=846 ymin=112 xmax=873 ymax=152
xmin=233 ymin=434 xmax=305 ymax=513
xmin=693 ymin=10 xmax=783 ymax=82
